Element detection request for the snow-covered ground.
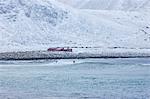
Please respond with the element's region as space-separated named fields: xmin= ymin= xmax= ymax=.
xmin=0 ymin=0 xmax=150 ymax=53
xmin=57 ymin=0 xmax=150 ymax=10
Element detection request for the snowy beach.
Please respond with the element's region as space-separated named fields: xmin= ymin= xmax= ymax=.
xmin=1 ymin=48 xmax=150 ymax=60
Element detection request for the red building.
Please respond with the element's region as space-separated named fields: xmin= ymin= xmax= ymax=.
xmin=47 ymin=47 xmax=72 ymax=52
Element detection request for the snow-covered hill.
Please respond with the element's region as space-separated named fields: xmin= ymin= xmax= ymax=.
xmin=0 ymin=0 xmax=150 ymax=52
xmin=57 ymin=0 xmax=150 ymax=10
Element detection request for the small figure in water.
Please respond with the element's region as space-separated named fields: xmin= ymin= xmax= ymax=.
xmin=73 ymin=61 xmax=75 ymax=63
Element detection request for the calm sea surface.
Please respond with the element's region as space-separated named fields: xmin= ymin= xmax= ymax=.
xmin=0 ymin=58 xmax=150 ymax=99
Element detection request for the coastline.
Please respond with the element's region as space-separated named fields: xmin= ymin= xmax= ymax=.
xmin=1 ymin=49 xmax=150 ymax=60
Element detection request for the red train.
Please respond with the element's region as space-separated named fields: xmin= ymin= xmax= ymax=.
xmin=47 ymin=47 xmax=72 ymax=52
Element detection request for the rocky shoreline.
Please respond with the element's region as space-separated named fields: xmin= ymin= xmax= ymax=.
xmin=1 ymin=50 xmax=150 ymax=60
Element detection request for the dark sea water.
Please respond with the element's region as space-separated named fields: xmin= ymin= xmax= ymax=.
xmin=0 ymin=58 xmax=150 ymax=99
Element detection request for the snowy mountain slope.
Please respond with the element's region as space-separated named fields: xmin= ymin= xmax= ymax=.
xmin=0 ymin=0 xmax=150 ymax=52
xmin=57 ymin=0 xmax=150 ymax=10
xmin=0 ymin=0 xmax=72 ymax=51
